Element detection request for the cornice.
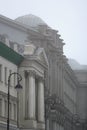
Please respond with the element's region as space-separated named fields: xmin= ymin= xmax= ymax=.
xmin=64 ymin=75 xmax=76 ymax=90
xmin=79 ymin=83 xmax=87 ymax=88
xmin=64 ymin=92 xmax=76 ymax=106
xmin=63 ymin=59 xmax=80 ymax=87
xmin=0 ymin=41 xmax=24 ymax=65
xmin=0 ymin=15 xmax=41 ymax=37
xmin=23 ymin=55 xmax=48 ymax=69
xmin=74 ymin=69 xmax=87 ymax=73
xmin=0 ymin=15 xmax=28 ymax=32
xmin=0 ymin=91 xmax=17 ymax=101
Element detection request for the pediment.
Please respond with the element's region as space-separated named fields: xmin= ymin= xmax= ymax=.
xmin=35 ymin=48 xmax=49 ymax=67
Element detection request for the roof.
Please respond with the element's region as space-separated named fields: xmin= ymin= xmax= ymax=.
xmin=0 ymin=41 xmax=24 ymax=65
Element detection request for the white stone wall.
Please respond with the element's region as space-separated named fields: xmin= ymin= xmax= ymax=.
xmin=75 ymin=70 xmax=87 ymax=83
xmin=0 ymin=22 xmax=28 ymax=44
xmin=63 ymin=74 xmax=77 ymax=113
xmin=74 ymin=70 xmax=87 ymax=119
xmin=77 ymin=86 xmax=87 ymax=119
xmin=0 ymin=56 xmax=18 ymax=122
xmin=0 ymin=56 xmax=17 ymax=96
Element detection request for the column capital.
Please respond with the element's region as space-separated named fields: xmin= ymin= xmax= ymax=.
xmin=28 ymin=70 xmax=36 ymax=77
xmin=24 ymin=70 xmax=36 ymax=78
xmin=38 ymin=76 xmax=44 ymax=83
xmin=24 ymin=71 xmax=28 ymax=78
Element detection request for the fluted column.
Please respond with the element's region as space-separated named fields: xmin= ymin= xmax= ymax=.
xmin=28 ymin=71 xmax=36 ymax=119
xmin=25 ymin=71 xmax=29 ymax=119
xmin=38 ymin=77 xmax=45 ymax=122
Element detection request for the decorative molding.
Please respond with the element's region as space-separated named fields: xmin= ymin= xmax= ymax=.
xmin=28 ymin=70 xmax=36 ymax=77
xmin=0 ymin=91 xmax=17 ymax=101
xmin=24 ymin=70 xmax=28 ymax=78
xmin=0 ymin=41 xmax=24 ymax=65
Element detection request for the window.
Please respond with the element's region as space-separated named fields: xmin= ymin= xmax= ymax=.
xmin=5 ymin=67 xmax=7 ymax=84
xmin=14 ymin=74 xmax=16 ymax=86
xmin=0 ymin=64 xmax=2 ymax=81
xmin=49 ymin=120 xmax=53 ymax=130
xmin=9 ymin=70 xmax=12 ymax=86
xmin=9 ymin=70 xmax=12 ymax=75
xmin=14 ymin=104 xmax=16 ymax=120
xmin=0 ymin=99 xmax=2 ymax=116
xmin=5 ymin=100 xmax=7 ymax=117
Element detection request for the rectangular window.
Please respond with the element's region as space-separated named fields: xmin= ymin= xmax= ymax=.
xmin=9 ymin=70 xmax=12 ymax=75
xmin=9 ymin=70 xmax=12 ymax=86
xmin=0 ymin=64 xmax=2 ymax=82
xmin=0 ymin=99 xmax=2 ymax=116
xmin=14 ymin=104 xmax=16 ymax=120
xmin=14 ymin=74 xmax=16 ymax=87
xmin=5 ymin=67 xmax=7 ymax=84
xmin=5 ymin=100 xmax=7 ymax=118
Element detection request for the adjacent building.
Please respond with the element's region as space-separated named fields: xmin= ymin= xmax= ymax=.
xmin=0 ymin=14 xmax=87 ymax=130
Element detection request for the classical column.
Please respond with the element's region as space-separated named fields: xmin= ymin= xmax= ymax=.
xmin=38 ymin=77 xmax=45 ymax=122
xmin=28 ymin=71 xmax=36 ymax=119
xmin=25 ymin=71 xmax=29 ymax=119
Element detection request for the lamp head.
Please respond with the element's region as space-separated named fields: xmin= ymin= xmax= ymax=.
xmin=15 ymin=83 xmax=23 ymax=92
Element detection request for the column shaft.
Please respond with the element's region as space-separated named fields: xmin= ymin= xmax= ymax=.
xmin=25 ymin=72 xmax=29 ymax=119
xmin=38 ymin=78 xmax=45 ymax=122
xmin=28 ymin=71 xmax=35 ymax=119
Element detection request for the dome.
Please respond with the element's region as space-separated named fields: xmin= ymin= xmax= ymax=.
xmin=15 ymin=14 xmax=47 ymax=27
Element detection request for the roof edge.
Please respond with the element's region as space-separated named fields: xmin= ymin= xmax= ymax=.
xmin=0 ymin=41 xmax=24 ymax=65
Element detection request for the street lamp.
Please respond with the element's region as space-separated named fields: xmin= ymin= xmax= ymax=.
xmin=72 ymin=114 xmax=80 ymax=130
xmin=7 ymin=72 xmax=23 ymax=130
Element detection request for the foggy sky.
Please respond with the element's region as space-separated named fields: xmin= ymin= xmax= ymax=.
xmin=0 ymin=0 xmax=87 ymax=64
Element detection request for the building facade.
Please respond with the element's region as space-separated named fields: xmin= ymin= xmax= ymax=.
xmin=0 ymin=14 xmax=87 ymax=130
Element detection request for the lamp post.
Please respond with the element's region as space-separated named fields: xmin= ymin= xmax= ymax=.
xmin=72 ymin=114 xmax=80 ymax=130
xmin=7 ymin=72 xmax=23 ymax=130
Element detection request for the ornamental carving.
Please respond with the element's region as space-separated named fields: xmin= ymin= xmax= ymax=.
xmin=28 ymin=70 xmax=36 ymax=77
xmin=38 ymin=76 xmax=44 ymax=82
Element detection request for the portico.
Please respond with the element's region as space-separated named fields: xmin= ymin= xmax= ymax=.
xmin=18 ymin=44 xmax=48 ymax=130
